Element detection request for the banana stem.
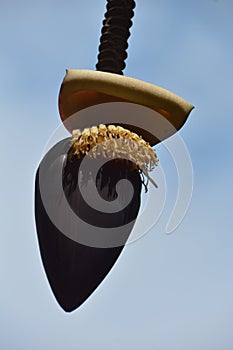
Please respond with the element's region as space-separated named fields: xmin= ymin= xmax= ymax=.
xmin=96 ymin=0 xmax=136 ymax=75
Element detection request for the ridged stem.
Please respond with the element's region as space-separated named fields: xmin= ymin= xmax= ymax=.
xmin=96 ymin=0 xmax=136 ymax=75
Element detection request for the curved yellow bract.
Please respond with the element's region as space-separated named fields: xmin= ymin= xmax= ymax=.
xmin=58 ymin=69 xmax=194 ymax=145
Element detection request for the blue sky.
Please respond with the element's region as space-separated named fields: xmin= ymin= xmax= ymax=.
xmin=1 ymin=1 xmax=233 ymax=349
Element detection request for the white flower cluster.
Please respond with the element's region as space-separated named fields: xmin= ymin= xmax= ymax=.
xmin=70 ymin=124 xmax=159 ymax=186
